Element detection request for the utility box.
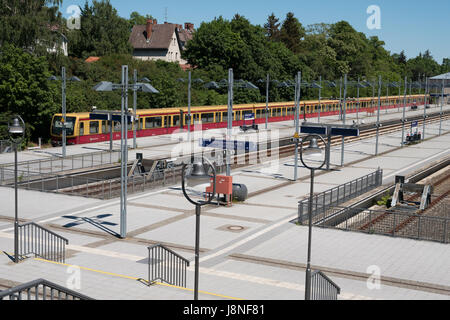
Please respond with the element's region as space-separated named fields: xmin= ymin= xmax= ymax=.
xmin=206 ymin=175 xmax=233 ymax=206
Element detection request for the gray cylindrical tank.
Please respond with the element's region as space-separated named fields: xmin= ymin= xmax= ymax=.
xmin=232 ymin=183 xmax=248 ymax=202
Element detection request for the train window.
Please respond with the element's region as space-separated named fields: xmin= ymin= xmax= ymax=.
xmin=173 ymin=115 xmax=180 ymax=127
xmin=79 ymin=122 xmax=85 ymax=136
xmin=287 ymin=107 xmax=294 ymax=116
xmin=89 ymin=121 xmax=99 ymax=134
xmin=51 ymin=116 xmax=76 ymax=136
xmin=101 ymin=121 xmax=107 ymax=134
xmin=145 ymin=117 xmax=162 ymax=128
xmin=201 ymin=113 xmax=214 ymax=123
xmin=113 ymin=121 xmax=121 ymax=132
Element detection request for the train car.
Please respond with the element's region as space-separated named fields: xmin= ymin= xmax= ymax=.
xmin=50 ymin=94 xmax=426 ymax=146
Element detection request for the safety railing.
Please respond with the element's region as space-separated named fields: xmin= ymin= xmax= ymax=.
xmin=0 ymin=150 xmax=121 ymax=184
xmin=298 ymin=168 xmax=383 ymax=224
xmin=310 ymin=270 xmax=341 ymax=300
xmin=18 ymin=222 xmax=69 ymax=263
xmin=0 ymin=279 xmax=93 ymax=300
xmin=316 ymin=206 xmax=449 ymax=243
xmin=147 ymin=244 xmax=190 ymax=288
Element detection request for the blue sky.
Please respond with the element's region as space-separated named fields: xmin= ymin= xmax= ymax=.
xmin=61 ymin=0 xmax=449 ymax=64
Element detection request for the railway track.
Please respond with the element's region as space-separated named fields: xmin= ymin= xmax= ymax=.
xmin=12 ymin=111 xmax=450 ymax=200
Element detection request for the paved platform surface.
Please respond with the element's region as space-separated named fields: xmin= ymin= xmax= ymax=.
xmin=0 ymin=104 xmax=449 ymax=300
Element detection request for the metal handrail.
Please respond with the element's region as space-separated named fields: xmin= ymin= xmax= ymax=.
xmin=298 ymin=169 xmax=383 ymax=223
xmin=148 ymin=244 xmax=190 ymax=288
xmin=0 ymin=278 xmax=93 ymax=300
xmin=310 ymin=270 xmax=341 ymax=300
xmin=18 ymin=222 xmax=69 ymax=263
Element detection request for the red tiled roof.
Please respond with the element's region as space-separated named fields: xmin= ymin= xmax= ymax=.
xmin=85 ymin=56 xmax=100 ymax=63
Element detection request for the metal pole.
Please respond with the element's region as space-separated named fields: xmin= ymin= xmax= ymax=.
xmin=265 ymin=73 xmax=269 ymax=130
xmin=133 ymin=69 xmax=137 ymax=149
xmin=439 ymin=77 xmax=444 ymax=135
xmin=339 ymin=77 xmax=342 ymax=120
xmin=305 ymin=168 xmax=315 ymax=300
xmin=340 ymin=74 xmax=347 ymax=167
xmin=294 ymin=72 xmax=301 ymax=181
xmin=401 ymin=76 xmax=407 ymax=146
xmin=62 ymin=67 xmax=66 ymax=158
xmin=318 ymin=76 xmax=322 ymax=123
xmin=120 ymin=65 xmax=128 ymax=239
xmin=226 ymin=69 xmax=233 ymax=176
xmin=188 ymin=71 xmax=191 ymax=141
xmin=194 ymin=203 xmax=201 ymax=300
xmin=386 ymin=84 xmax=389 ymax=113
xmin=422 ymin=77 xmax=428 ymax=140
xmin=375 ymin=76 xmax=382 ymax=155
xmin=356 ymin=77 xmax=360 ymax=122
xmin=14 ymin=143 xmax=19 ymax=263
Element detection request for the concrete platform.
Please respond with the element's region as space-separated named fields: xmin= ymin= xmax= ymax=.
xmin=0 ymin=107 xmax=449 ymax=300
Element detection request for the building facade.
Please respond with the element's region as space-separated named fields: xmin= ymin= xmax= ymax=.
xmin=129 ymin=19 xmax=193 ymax=64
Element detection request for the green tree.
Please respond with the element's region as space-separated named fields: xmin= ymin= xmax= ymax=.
xmin=0 ymin=0 xmax=64 ymax=56
xmin=0 ymin=44 xmax=58 ymax=142
xmin=68 ymin=0 xmax=132 ymax=58
xmin=129 ymin=11 xmax=154 ymax=28
xmin=279 ymin=12 xmax=305 ymax=54
xmin=264 ymin=13 xmax=280 ymax=41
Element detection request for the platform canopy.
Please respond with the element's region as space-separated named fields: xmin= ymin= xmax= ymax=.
xmin=429 ymin=72 xmax=450 ymax=80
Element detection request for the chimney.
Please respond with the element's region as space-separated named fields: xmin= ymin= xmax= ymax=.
xmin=184 ymin=22 xmax=194 ymax=32
xmin=146 ymin=19 xmax=153 ymax=41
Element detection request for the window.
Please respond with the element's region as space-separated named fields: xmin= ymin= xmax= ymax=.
xmin=102 ymin=121 xmax=108 ymax=134
xmin=172 ymin=115 xmax=180 ymax=127
xmin=113 ymin=121 xmax=121 ymax=132
xmin=79 ymin=122 xmax=84 ymax=136
xmin=89 ymin=121 xmax=99 ymax=134
xmin=145 ymin=117 xmax=162 ymax=128
xmin=201 ymin=113 xmax=214 ymax=123
xmin=51 ymin=116 xmax=76 ymax=136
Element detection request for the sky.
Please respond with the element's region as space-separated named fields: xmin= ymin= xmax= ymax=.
xmin=60 ymin=0 xmax=449 ymax=64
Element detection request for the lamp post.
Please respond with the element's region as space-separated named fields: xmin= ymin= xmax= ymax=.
xmin=299 ymin=134 xmax=326 ymax=300
xmin=93 ymin=66 xmax=159 ymax=238
xmin=178 ymin=74 xmax=204 ymax=141
xmin=49 ymin=67 xmax=81 ymax=157
xmin=181 ymin=157 xmax=216 ymax=300
xmin=131 ymin=70 xmax=152 ymax=149
xmin=375 ymin=75 xmax=382 ymax=156
xmin=422 ymin=77 xmax=429 ymax=140
xmin=401 ymin=76 xmax=408 ymax=146
xmin=8 ymin=115 xmax=25 ymax=263
xmin=340 ymin=74 xmax=348 ymax=167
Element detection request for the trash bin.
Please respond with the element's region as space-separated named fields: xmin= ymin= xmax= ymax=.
xmin=232 ymin=183 xmax=248 ymax=202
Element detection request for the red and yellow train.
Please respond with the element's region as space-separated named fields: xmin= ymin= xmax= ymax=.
xmin=50 ymin=95 xmax=425 ymax=146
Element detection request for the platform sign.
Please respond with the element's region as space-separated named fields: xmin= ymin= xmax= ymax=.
xmin=411 ymin=121 xmax=418 ymax=128
xmin=300 ymin=126 xmax=327 ymax=135
xmin=200 ymin=138 xmax=257 ymax=151
xmin=330 ymin=127 xmax=359 ymax=137
xmin=243 ymin=113 xmax=255 ymax=121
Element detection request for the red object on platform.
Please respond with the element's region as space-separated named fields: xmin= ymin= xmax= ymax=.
xmin=206 ymin=175 xmax=233 ymax=206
